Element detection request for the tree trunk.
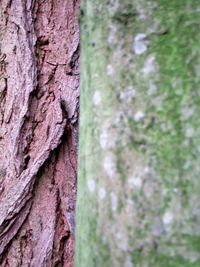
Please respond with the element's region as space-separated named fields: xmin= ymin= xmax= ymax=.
xmin=0 ymin=1 xmax=80 ymax=266
xmin=75 ymin=1 xmax=200 ymax=266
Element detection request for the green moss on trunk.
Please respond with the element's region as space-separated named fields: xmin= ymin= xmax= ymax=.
xmin=75 ymin=1 xmax=200 ymax=266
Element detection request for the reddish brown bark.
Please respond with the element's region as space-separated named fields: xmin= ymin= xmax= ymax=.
xmin=0 ymin=1 xmax=80 ymax=266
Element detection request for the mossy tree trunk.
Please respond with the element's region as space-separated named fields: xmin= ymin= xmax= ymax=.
xmin=75 ymin=1 xmax=200 ymax=266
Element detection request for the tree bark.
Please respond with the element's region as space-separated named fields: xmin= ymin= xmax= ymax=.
xmin=0 ymin=1 xmax=80 ymax=266
xmin=75 ymin=1 xmax=200 ymax=266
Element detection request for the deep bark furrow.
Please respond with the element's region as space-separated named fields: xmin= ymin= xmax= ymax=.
xmin=0 ymin=200 xmax=32 ymax=260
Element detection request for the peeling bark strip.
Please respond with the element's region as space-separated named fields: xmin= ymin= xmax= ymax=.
xmin=0 ymin=0 xmax=80 ymax=266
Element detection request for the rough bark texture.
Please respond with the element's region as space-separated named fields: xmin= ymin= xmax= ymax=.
xmin=0 ymin=1 xmax=80 ymax=266
xmin=76 ymin=1 xmax=200 ymax=267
